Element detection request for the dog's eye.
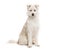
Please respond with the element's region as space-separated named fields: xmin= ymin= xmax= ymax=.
xmin=29 ymin=10 xmax=32 ymax=12
xmin=34 ymin=10 xmax=36 ymax=12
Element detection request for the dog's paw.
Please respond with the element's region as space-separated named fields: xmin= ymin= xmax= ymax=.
xmin=35 ymin=44 xmax=40 ymax=47
xmin=28 ymin=46 xmax=32 ymax=48
xmin=28 ymin=45 xmax=32 ymax=48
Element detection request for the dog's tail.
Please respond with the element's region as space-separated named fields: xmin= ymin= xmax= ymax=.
xmin=8 ymin=40 xmax=18 ymax=44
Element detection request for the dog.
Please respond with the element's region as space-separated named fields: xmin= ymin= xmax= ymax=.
xmin=9 ymin=5 xmax=40 ymax=48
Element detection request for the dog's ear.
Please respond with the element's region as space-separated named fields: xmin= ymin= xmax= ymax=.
xmin=35 ymin=5 xmax=39 ymax=9
xmin=27 ymin=5 xmax=31 ymax=9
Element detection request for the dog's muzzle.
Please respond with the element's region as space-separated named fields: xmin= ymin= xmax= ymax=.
xmin=32 ymin=13 xmax=34 ymax=16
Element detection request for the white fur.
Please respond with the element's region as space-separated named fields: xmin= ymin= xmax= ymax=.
xmin=18 ymin=5 xmax=39 ymax=47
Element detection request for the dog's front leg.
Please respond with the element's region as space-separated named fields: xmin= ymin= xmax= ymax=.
xmin=27 ymin=31 xmax=32 ymax=48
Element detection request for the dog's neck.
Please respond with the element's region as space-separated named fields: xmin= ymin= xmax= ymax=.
xmin=27 ymin=16 xmax=39 ymax=22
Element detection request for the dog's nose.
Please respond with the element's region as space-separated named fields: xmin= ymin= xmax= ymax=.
xmin=32 ymin=13 xmax=34 ymax=16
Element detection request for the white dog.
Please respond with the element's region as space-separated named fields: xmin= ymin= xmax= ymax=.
xmin=9 ymin=5 xmax=39 ymax=48
xmin=17 ymin=5 xmax=39 ymax=47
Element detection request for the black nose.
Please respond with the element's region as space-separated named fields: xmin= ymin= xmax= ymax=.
xmin=32 ymin=13 xmax=34 ymax=16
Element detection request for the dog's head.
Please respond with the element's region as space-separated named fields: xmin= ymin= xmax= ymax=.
xmin=27 ymin=5 xmax=39 ymax=18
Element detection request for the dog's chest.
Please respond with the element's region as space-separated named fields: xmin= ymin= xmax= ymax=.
xmin=27 ymin=18 xmax=39 ymax=31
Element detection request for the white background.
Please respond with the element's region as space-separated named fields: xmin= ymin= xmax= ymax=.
xmin=0 ymin=0 xmax=60 ymax=49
